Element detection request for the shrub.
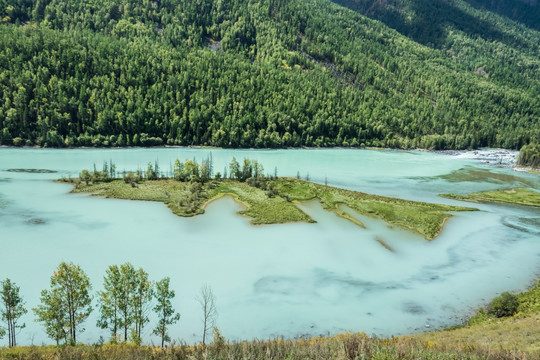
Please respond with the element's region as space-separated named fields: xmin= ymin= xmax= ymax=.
xmin=488 ymin=292 xmax=518 ymax=318
xmin=12 ymin=137 xmax=24 ymax=146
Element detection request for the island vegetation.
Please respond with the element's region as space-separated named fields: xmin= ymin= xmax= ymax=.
xmin=61 ymin=158 xmax=474 ymax=240
xmin=441 ymin=188 xmax=540 ymax=208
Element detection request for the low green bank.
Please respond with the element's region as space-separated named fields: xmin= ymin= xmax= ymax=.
xmin=272 ymin=179 xmax=474 ymax=240
xmin=65 ymin=177 xmax=473 ymax=240
xmin=441 ymin=188 xmax=540 ymax=207
xmin=415 ymin=280 xmax=540 ymax=355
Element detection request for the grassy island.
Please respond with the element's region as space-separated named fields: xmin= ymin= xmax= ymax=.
xmin=63 ymin=158 xmax=474 ymax=240
xmin=441 ymin=188 xmax=540 ymax=208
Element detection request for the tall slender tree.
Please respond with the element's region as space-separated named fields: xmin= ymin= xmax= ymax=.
xmin=34 ymin=288 xmax=66 ymax=345
xmin=0 ymin=279 xmax=27 ymax=347
xmin=118 ymin=263 xmax=136 ymax=342
xmin=97 ymin=265 xmax=123 ymax=342
xmin=229 ymin=157 xmax=240 ymax=180
xmin=197 ymin=284 xmax=217 ymax=346
xmin=34 ymin=262 xmax=92 ymax=345
xmin=131 ymin=267 xmax=153 ymax=344
xmin=153 ymin=277 xmax=180 ymax=348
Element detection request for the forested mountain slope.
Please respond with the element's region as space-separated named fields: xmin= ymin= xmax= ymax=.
xmin=332 ymin=0 xmax=540 ymax=90
xmin=0 ymin=0 xmax=538 ymax=149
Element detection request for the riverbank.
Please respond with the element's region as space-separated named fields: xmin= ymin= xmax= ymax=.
xmin=414 ymin=279 xmax=540 ymax=355
xmin=64 ymin=177 xmax=474 ymax=240
xmin=0 ymin=324 xmax=536 ymax=360
xmin=3 ymin=279 xmax=540 ymax=359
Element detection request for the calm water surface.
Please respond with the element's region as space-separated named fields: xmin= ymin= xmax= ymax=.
xmin=0 ymin=148 xmax=539 ymax=345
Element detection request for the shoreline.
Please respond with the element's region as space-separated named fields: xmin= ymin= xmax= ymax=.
xmin=64 ymin=177 xmax=474 ymax=240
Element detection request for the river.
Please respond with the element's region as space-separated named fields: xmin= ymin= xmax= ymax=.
xmin=0 ymin=147 xmax=539 ymax=345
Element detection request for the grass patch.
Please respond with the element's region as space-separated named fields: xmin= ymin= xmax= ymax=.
xmin=67 ymin=179 xmax=313 ymax=225
xmin=65 ymin=177 xmax=475 ymax=240
xmin=441 ymin=188 xmax=540 ymax=207
xmin=273 ymin=178 xmax=474 ymax=240
xmin=209 ymin=181 xmax=314 ymax=225
xmin=0 ymin=332 xmax=534 ymax=360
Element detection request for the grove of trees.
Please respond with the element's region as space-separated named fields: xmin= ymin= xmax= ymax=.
xmin=0 ymin=261 xmax=214 ymax=347
xmin=0 ymin=279 xmax=27 ymax=347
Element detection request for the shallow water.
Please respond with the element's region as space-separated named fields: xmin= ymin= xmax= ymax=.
xmin=0 ymin=147 xmax=539 ymax=345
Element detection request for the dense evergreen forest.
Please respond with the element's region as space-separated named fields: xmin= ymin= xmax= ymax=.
xmin=0 ymin=0 xmax=539 ymax=149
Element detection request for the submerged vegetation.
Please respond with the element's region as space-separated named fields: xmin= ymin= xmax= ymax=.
xmin=64 ymin=158 xmax=474 ymax=240
xmin=441 ymin=188 xmax=540 ymax=207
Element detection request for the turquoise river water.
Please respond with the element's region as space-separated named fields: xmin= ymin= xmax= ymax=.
xmin=0 ymin=148 xmax=539 ymax=345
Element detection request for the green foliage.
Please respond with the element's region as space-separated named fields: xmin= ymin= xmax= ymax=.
xmin=1 ymin=278 xmax=27 ymax=347
xmin=97 ymin=265 xmax=124 ymax=342
xmin=123 ymin=172 xmax=138 ymax=187
xmin=440 ymin=188 xmax=540 ymax=207
xmin=96 ymin=263 xmax=153 ymax=344
xmin=153 ymin=277 xmax=180 ymax=348
xmin=68 ymin=158 xmax=474 ymax=239
xmin=0 ymin=332 xmax=534 ymax=359
xmin=131 ymin=268 xmax=153 ymax=345
xmin=488 ymin=292 xmax=519 ymax=318
xmin=79 ymin=169 xmax=91 ymax=185
xmin=517 ymin=144 xmax=540 ymax=169
xmin=467 ymin=280 xmax=540 ymax=326
xmin=0 ymin=0 xmax=538 ymax=150
xmin=34 ymin=262 xmax=93 ymax=345
xmin=229 ymin=158 xmax=241 ymax=181
xmin=518 ymin=280 xmax=540 ymax=314
xmin=272 ymin=178 xmax=474 ymax=239
xmin=466 ymin=308 xmax=492 ymax=326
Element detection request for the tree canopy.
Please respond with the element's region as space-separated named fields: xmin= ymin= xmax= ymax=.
xmin=0 ymin=0 xmax=538 ymax=150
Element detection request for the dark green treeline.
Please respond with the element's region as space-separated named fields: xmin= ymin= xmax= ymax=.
xmin=0 ymin=0 xmax=539 ymax=150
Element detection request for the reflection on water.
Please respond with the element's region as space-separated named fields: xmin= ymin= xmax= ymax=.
xmin=0 ymin=148 xmax=539 ymax=345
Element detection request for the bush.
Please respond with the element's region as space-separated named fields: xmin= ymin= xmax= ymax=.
xmin=488 ymin=292 xmax=518 ymax=318
xmin=12 ymin=137 xmax=24 ymax=146
xmin=123 ymin=172 xmax=138 ymax=186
